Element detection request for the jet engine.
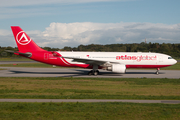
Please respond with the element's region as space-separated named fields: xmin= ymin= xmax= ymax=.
xmin=107 ymin=64 xmax=126 ymax=73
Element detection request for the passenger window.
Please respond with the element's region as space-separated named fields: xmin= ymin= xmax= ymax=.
xmin=168 ymin=57 xmax=173 ymax=59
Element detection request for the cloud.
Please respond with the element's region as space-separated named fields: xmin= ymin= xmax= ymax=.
xmin=40 ymin=22 xmax=180 ymax=48
xmin=0 ymin=0 xmax=134 ymax=7
xmin=0 ymin=29 xmax=11 ymax=36
xmin=0 ymin=29 xmax=15 ymax=47
xmin=1 ymin=22 xmax=180 ymax=48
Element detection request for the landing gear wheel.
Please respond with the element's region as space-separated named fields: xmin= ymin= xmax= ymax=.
xmin=93 ymin=70 xmax=99 ymax=76
xmin=155 ymin=68 xmax=160 ymax=75
xmin=88 ymin=70 xmax=99 ymax=76
xmin=94 ymin=71 xmax=98 ymax=76
xmin=88 ymin=70 xmax=93 ymax=76
xmin=96 ymin=70 xmax=99 ymax=74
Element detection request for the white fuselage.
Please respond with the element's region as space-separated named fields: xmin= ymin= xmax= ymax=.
xmin=58 ymin=51 xmax=177 ymax=68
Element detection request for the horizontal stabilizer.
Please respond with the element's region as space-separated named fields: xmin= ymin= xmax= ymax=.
xmin=5 ymin=50 xmax=32 ymax=57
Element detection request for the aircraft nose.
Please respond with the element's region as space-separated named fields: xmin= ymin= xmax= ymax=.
xmin=173 ymin=59 xmax=177 ymax=65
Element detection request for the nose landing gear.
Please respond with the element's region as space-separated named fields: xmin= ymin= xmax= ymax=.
xmin=155 ymin=68 xmax=160 ymax=75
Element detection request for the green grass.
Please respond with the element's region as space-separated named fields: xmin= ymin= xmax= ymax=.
xmin=0 ymin=68 xmax=6 ymax=70
xmin=0 ymin=63 xmax=57 ymax=68
xmin=161 ymin=62 xmax=180 ymax=70
xmin=0 ymin=102 xmax=180 ymax=120
xmin=0 ymin=58 xmax=33 ymax=61
xmin=0 ymin=77 xmax=180 ymax=100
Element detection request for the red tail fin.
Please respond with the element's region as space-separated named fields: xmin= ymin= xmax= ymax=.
xmin=11 ymin=26 xmax=45 ymax=52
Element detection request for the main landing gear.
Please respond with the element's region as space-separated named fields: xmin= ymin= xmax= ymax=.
xmin=88 ymin=65 xmax=99 ymax=76
xmin=88 ymin=70 xmax=99 ymax=76
xmin=155 ymin=68 xmax=160 ymax=75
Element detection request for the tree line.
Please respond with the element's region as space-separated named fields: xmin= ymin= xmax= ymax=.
xmin=0 ymin=42 xmax=180 ymax=58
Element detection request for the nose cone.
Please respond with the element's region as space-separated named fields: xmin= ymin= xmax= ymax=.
xmin=172 ymin=59 xmax=177 ymax=65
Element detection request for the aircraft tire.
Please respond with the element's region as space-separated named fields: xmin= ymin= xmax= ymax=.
xmin=94 ymin=72 xmax=98 ymax=76
xmin=88 ymin=70 xmax=92 ymax=75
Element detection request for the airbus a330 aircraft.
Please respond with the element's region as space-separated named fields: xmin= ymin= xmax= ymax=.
xmin=6 ymin=26 xmax=177 ymax=75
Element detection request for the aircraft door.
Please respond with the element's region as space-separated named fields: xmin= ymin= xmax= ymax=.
xmin=44 ymin=53 xmax=48 ymax=60
xmin=159 ymin=56 xmax=163 ymax=62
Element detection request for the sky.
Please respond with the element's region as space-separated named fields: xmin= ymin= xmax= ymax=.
xmin=0 ymin=0 xmax=180 ymax=48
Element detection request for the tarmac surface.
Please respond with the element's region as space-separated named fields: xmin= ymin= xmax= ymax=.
xmin=0 ymin=67 xmax=180 ymax=78
xmin=0 ymin=99 xmax=180 ymax=104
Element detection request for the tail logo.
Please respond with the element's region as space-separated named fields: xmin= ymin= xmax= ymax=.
xmin=16 ymin=31 xmax=31 ymax=45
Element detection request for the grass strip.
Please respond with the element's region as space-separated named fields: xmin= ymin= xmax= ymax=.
xmin=0 ymin=77 xmax=179 ymax=100
xmin=0 ymin=102 xmax=180 ymax=120
xmin=0 ymin=58 xmax=32 ymax=61
xmin=161 ymin=62 xmax=180 ymax=70
xmin=0 ymin=63 xmax=54 ymax=68
xmin=0 ymin=63 xmax=70 ymax=68
xmin=0 ymin=68 xmax=6 ymax=70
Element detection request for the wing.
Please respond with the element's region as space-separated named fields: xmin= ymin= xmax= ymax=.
xmin=62 ymin=56 xmax=119 ymax=67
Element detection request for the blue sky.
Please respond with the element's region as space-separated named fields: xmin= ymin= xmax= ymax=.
xmin=0 ymin=0 xmax=180 ymax=48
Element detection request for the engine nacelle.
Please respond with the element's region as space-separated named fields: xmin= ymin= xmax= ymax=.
xmin=107 ymin=64 xmax=126 ymax=73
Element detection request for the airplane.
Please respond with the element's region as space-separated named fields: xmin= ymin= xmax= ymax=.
xmin=6 ymin=26 xmax=177 ymax=75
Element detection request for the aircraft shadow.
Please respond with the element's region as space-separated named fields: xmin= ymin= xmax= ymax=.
xmin=9 ymin=69 xmax=123 ymax=77
xmin=126 ymin=72 xmax=165 ymax=74
xmin=9 ymin=70 xmax=83 ymax=75
xmin=9 ymin=69 xmax=165 ymax=77
xmin=9 ymin=70 xmax=85 ymax=77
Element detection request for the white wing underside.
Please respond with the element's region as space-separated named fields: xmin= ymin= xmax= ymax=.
xmin=62 ymin=56 xmax=120 ymax=67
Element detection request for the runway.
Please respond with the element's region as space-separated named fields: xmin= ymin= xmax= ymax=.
xmin=0 ymin=99 xmax=180 ymax=104
xmin=0 ymin=67 xmax=180 ymax=78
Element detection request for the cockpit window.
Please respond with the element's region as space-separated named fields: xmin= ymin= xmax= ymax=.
xmin=168 ymin=57 xmax=173 ymax=59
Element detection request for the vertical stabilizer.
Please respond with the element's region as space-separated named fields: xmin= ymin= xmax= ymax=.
xmin=11 ymin=26 xmax=45 ymax=52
